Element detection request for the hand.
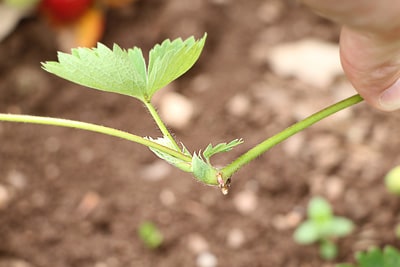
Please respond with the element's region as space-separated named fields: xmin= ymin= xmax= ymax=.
xmin=301 ymin=0 xmax=400 ymax=111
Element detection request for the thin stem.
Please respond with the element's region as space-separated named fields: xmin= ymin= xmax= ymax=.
xmin=144 ymin=101 xmax=181 ymax=151
xmin=220 ymin=94 xmax=363 ymax=179
xmin=0 ymin=113 xmax=192 ymax=164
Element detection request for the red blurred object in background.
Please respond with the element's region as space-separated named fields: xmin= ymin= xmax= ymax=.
xmin=40 ymin=0 xmax=94 ymax=24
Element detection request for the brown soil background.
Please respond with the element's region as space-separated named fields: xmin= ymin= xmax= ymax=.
xmin=1 ymin=0 xmax=400 ymax=266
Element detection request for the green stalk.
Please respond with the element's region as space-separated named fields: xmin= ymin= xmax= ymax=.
xmin=0 ymin=113 xmax=192 ymax=163
xmin=220 ymin=94 xmax=363 ymax=179
xmin=144 ymin=101 xmax=181 ymax=151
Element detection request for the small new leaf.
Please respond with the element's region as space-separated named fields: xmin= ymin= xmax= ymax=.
xmin=192 ymin=153 xmax=219 ymax=185
xmin=203 ymin=139 xmax=243 ymax=163
xmin=42 ymin=34 xmax=207 ymax=102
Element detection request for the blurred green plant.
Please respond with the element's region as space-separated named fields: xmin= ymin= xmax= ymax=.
xmin=138 ymin=221 xmax=163 ymax=249
xmin=294 ymin=196 xmax=354 ymax=260
xmin=337 ymin=246 xmax=400 ymax=267
xmin=0 ymin=34 xmax=364 ymax=194
xmin=385 ymin=165 xmax=400 ymax=195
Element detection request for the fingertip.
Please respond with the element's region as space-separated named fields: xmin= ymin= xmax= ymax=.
xmin=378 ymin=78 xmax=400 ymax=111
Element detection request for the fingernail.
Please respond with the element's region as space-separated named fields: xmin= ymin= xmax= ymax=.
xmin=379 ymin=78 xmax=400 ymax=111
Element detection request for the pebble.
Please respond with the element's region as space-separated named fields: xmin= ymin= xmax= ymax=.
xmin=257 ymin=1 xmax=283 ymax=24
xmin=140 ymin=161 xmax=171 ymax=181
xmin=196 ymin=252 xmax=218 ymax=267
xmin=159 ymin=92 xmax=195 ymax=129
xmin=267 ymin=38 xmax=342 ymax=88
xmin=272 ymin=210 xmax=302 ymax=231
xmin=191 ymin=74 xmax=212 ymax=93
xmin=77 ymin=191 xmax=101 ymax=217
xmin=78 ymin=147 xmax=95 ymax=164
xmin=324 ymin=176 xmax=344 ymax=200
xmin=187 ymin=233 xmax=209 ymax=254
xmin=0 ymin=184 xmax=10 ymax=209
xmin=0 ymin=258 xmax=34 ymax=267
xmin=233 ymin=190 xmax=258 ymax=215
xmin=7 ymin=169 xmax=27 ymax=190
xmin=226 ymin=228 xmax=245 ymax=249
xmin=282 ymin=132 xmax=305 ymax=157
xmin=159 ymin=189 xmax=176 ymax=206
xmin=226 ymin=94 xmax=251 ymax=117
xmin=44 ymin=136 xmax=60 ymax=153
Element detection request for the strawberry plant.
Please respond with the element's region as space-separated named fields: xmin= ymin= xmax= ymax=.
xmin=0 ymin=34 xmax=364 ymax=194
xmin=294 ymin=196 xmax=354 ymax=260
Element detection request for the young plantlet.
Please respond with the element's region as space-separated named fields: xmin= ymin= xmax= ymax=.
xmin=337 ymin=246 xmax=400 ymax=267
xmin=138 ymin=221 xmax=163 ymax=249
xmin=294 ymin=196 xmax=354 ymax=260
xmin=0 ymin=34 xmax=364 ymax=194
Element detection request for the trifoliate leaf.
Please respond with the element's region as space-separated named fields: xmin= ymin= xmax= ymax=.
xmin=146 ymin=136 xmax=191 ymax=172
xmin=203 ymin=139 xmax=243 ymax=163
xmin=42 ymin=34 xmax=207 ymax=102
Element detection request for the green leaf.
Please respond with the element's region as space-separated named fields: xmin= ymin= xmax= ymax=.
xmin=203 ymin=139 xmax=243 ymax=163
xmin=308 ymin=196 xmax=332 ymax=222
xmin=146 ymin=136 xmax=191 ymax=172
xmin=293 ymin=221 xmax=319 ymax=244
xmin=192 ymin=153 xmax=218 ymax=185
xmin=42 ymin=34 xmax=207 ymax=102
xmin=329 ymin=217 xmax=354 ymax=237
xmin=338 ymin=246 xmax=400 ymax=267
xmin=147 ymin=34 xmax=207 ymax=97
xmin=138 ymin=221 xmax=163 ymax=249
xmin=43 ymin=44 xmax=148 ymax=99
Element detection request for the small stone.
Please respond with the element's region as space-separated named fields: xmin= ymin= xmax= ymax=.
xmin=77 ymin=191 xmax=101 ymax=217
xmin=226 ymin=94 xmax=251 ymax=117
xmin=140 ymin=161 xmax=171 ymax=181
xmin=257 ymin=1 xmax=283 ymax=24
xmin=191 ymin=74 xmax=212 ymax=92
xmin=267 ymin=39 xmax=342 ymax=88
xmin=0 ymin=185 xmax=10 ymax=209
xmin=44 ymin=136 xmax=60 ymax=153
xmin=159 ymin=189 xmax=176 ymax=206
xmin=282 ymin=132 xmax=305 ymax=157
xmin=159 ymin=92 xmax=194 ymax=129
xmin=226 ymin=228 xmax=245 ymax=249
xmin=78 ymin=147 xmax=95 ymax=164
xmin=0 ymin=258 xmax=34 ymax=267
xmin=196 ymin=251 xmax=218 ymax=267
xmin=324 ymin=176 xmax=345 ymax=200
xmin=233 ymin=190 xmax=258 ymax=214
xmin=272 ymin=210 xmax=303 ymax=231
xmin=187 ymin=233 xmax=209 ymax=254
xmin=7 ymin=169 xmax=27 ymax=189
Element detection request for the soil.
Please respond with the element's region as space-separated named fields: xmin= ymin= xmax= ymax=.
xmin=1 ymin=0 xmax=400 ymax=267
